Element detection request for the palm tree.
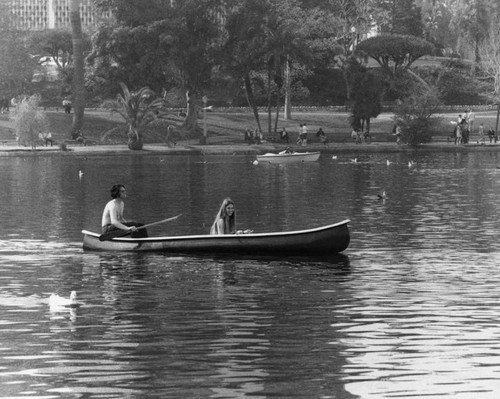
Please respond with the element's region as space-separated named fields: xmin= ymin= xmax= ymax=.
xmin=108 ymin=82 xmax=168 ymax=150
xmin=69 ymin=0 xmax=85 ymax=138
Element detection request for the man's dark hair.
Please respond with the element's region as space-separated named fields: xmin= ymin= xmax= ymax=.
xmin=110 ymin=184 xmax=125 ymax=199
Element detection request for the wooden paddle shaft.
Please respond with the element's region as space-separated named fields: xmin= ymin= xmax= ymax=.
xmin=135 ymin=214 xmax=182 ymax=230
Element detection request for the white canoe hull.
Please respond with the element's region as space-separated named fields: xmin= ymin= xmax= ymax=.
xmin=256 ymin=152 xmax=320 ymax=164
xmin=82 ymin=220 xmax=350 ymax=255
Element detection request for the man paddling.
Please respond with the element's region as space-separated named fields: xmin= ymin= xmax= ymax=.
xmin=101 ymin=184 xmax=148 ymax=238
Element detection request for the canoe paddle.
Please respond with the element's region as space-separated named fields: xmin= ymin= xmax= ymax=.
xmin=98 ymin=214 xmax=182 ymax=241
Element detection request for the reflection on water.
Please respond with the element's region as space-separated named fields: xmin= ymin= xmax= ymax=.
xmin=1 ymin=152 xmax=500 ymax=398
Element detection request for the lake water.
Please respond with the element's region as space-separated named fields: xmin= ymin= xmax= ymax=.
xmin=1 ymin=151 xmax=500 ymax=399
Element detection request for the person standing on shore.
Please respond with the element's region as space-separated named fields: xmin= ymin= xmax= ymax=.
xmin=62 ymin=97 xmax=72 ymax=114
xmin=301 ymin=123 xmax=308 ymax=145
xmin=478 ymin=123 xmax=485 ymax=144
xmin=467 ymin=109 xmax=475 ymax=133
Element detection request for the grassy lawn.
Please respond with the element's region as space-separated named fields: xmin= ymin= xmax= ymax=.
xmin=5 ymin=108 xmax=499 ymax=146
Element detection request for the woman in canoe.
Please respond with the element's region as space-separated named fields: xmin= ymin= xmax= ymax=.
xmin=210 ymin=198 xmax=236 ymax=235
xmin=210 ymin=198 xmax=253 ymax=235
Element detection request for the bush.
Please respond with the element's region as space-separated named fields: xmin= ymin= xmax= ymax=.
xmin=10 ymin=94 xmax=49 ymax=148
xmin=394 ymin=88 xmax=442 ymax=146
xmin=414 ymin=61 xmax=491 ymax=105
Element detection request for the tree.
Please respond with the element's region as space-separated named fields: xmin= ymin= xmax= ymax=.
xmin=0 ymin=32 xmax=37 ymax=96
xmin=373 ymin=0 xmax=424 ymax=37
xmin=10 ymin=94 xmax=49 ymax=149
xmin=479 ymin=19 xmax=500 ymax=97
xmin=91 ymin=0 xmax=224 ymax=138
xmin=347 ymin=58 xmax=383 ymax=134
xmin=356 ymin=34 xmax=435 ymax=77
xmin=0 ymin=5 xmax=37 ymax=97
xmin=449 ymin=0 xmax=494 ymax=67
xmin=27 ymin=30 xmax=75 ymax=70
xmin=87 ymin=23 xmax=171 ymax=95
xmin=262 ymin=1 xmax=311 ymax=133
xmin=69 ymin=0 xmax=85 ymax=138
xmin=224 ymin=0 xmax=314 ymax=131
xmin=393 ymin=87 xmax=442 ymax=146
xmin=105 ymin=82 xmax=168 ymax=150
xmin=223 ymin=0 xmax=272 ymax=132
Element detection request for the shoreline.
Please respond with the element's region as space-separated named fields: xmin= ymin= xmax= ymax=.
xmin=1 ymin=140 xmax=499 ymax=156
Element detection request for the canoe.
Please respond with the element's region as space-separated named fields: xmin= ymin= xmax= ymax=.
xmin=256 ymin=151 xmax=320 ymax=164
xmin=82 ymin=220 xmax=350 ymax=255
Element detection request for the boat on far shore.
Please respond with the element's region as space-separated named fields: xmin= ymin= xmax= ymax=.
xmin=256 ymin=150 xmax=320 ymax=164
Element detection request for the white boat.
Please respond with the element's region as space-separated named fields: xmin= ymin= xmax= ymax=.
xmin=256 ymin=151 xmax=320 ymax=164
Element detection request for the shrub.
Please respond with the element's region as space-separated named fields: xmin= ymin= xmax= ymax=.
xmin=10 ymin=94 xmax=49 ymax=149
xmin=394 ymin=88 xmax=442 ymax=146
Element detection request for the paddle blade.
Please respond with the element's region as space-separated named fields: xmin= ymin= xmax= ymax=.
xmin=98 ymin=229 xmax=131 ymax=241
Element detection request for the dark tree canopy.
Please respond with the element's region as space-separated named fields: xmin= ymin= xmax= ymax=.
xmin=94 ymin=0 xmax=170 ymax=26
xmin=356 ymin=34 xmax=435 ymax=76
xmin=347 ymin=57 xmax=384 ymax=133
xmin=27 ymin=29 xmax=91 ymax=70
xmin=377 ymin=0 xmax=423 ymax=37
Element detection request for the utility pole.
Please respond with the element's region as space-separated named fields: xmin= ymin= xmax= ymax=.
xmin=201 ymin=95 xmax=208 ymax=145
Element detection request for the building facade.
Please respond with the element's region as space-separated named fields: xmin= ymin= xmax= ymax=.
xmin=8 ymin=0 xmax=109 ymax=31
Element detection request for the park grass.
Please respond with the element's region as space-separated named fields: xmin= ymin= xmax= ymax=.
xmin=40 ymin=108 xmax=500 ymax=146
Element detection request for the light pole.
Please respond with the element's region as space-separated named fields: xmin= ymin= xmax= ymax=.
xmin=201 ymin=95 xmax=208 ymax=145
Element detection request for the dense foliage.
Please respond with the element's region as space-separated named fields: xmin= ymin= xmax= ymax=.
xmin=356 ymin=34 xmax=435 ymax=76
xmin=393 ymin=88 xmax=443 ymax=146
xmin=10 ymin=94 xmax=49 ymax=148
xmin=2 ymin=0 xmax=500 ymax=144
xmin=104 ymin=82 xmax=173 ymax=150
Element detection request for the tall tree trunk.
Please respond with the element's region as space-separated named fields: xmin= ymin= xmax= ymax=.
xmin=284 ymin=57 xmax=292 ymax=120
xmin=69 ymin=0 xmax=85 ymax=139
xmin=244 ymin=73 xmax=262 ymax=133
xmin=473 ymin=36 xmax=480 ymax=76
xmin=267 ymin=66 xmax=272 ymax=134
xmin=274 ymin=84 xmax=281 ymax=134
xmin=182 ymin=90 xmax=200 ymax=132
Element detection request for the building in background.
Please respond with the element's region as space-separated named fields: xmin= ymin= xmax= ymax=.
xmin=8 ymin=0 xmax=110 ymax=31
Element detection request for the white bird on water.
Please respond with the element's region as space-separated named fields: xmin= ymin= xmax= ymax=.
xmin=78 ymin=170 xmax=84 ymax=178
xmin=408 ymin=160 xmax=416 ymax=167
xmin=49 ymin=291 xmax=80 ymax=310
xmin=351 ymin=157 xmax=358 ymax=163
xmin=331 ymin=155 xmax=338 ymax=160
xmin=252 ymin=160 xmax=259 ymax=165
xmin=386 ymin=159 xmax=392 ymax=166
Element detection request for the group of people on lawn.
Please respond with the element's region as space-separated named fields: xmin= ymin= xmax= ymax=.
xmin=245 ymin=123 xmax=328 ymax=146
xmin=453 ymin=109 xmax=496 ymax=145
